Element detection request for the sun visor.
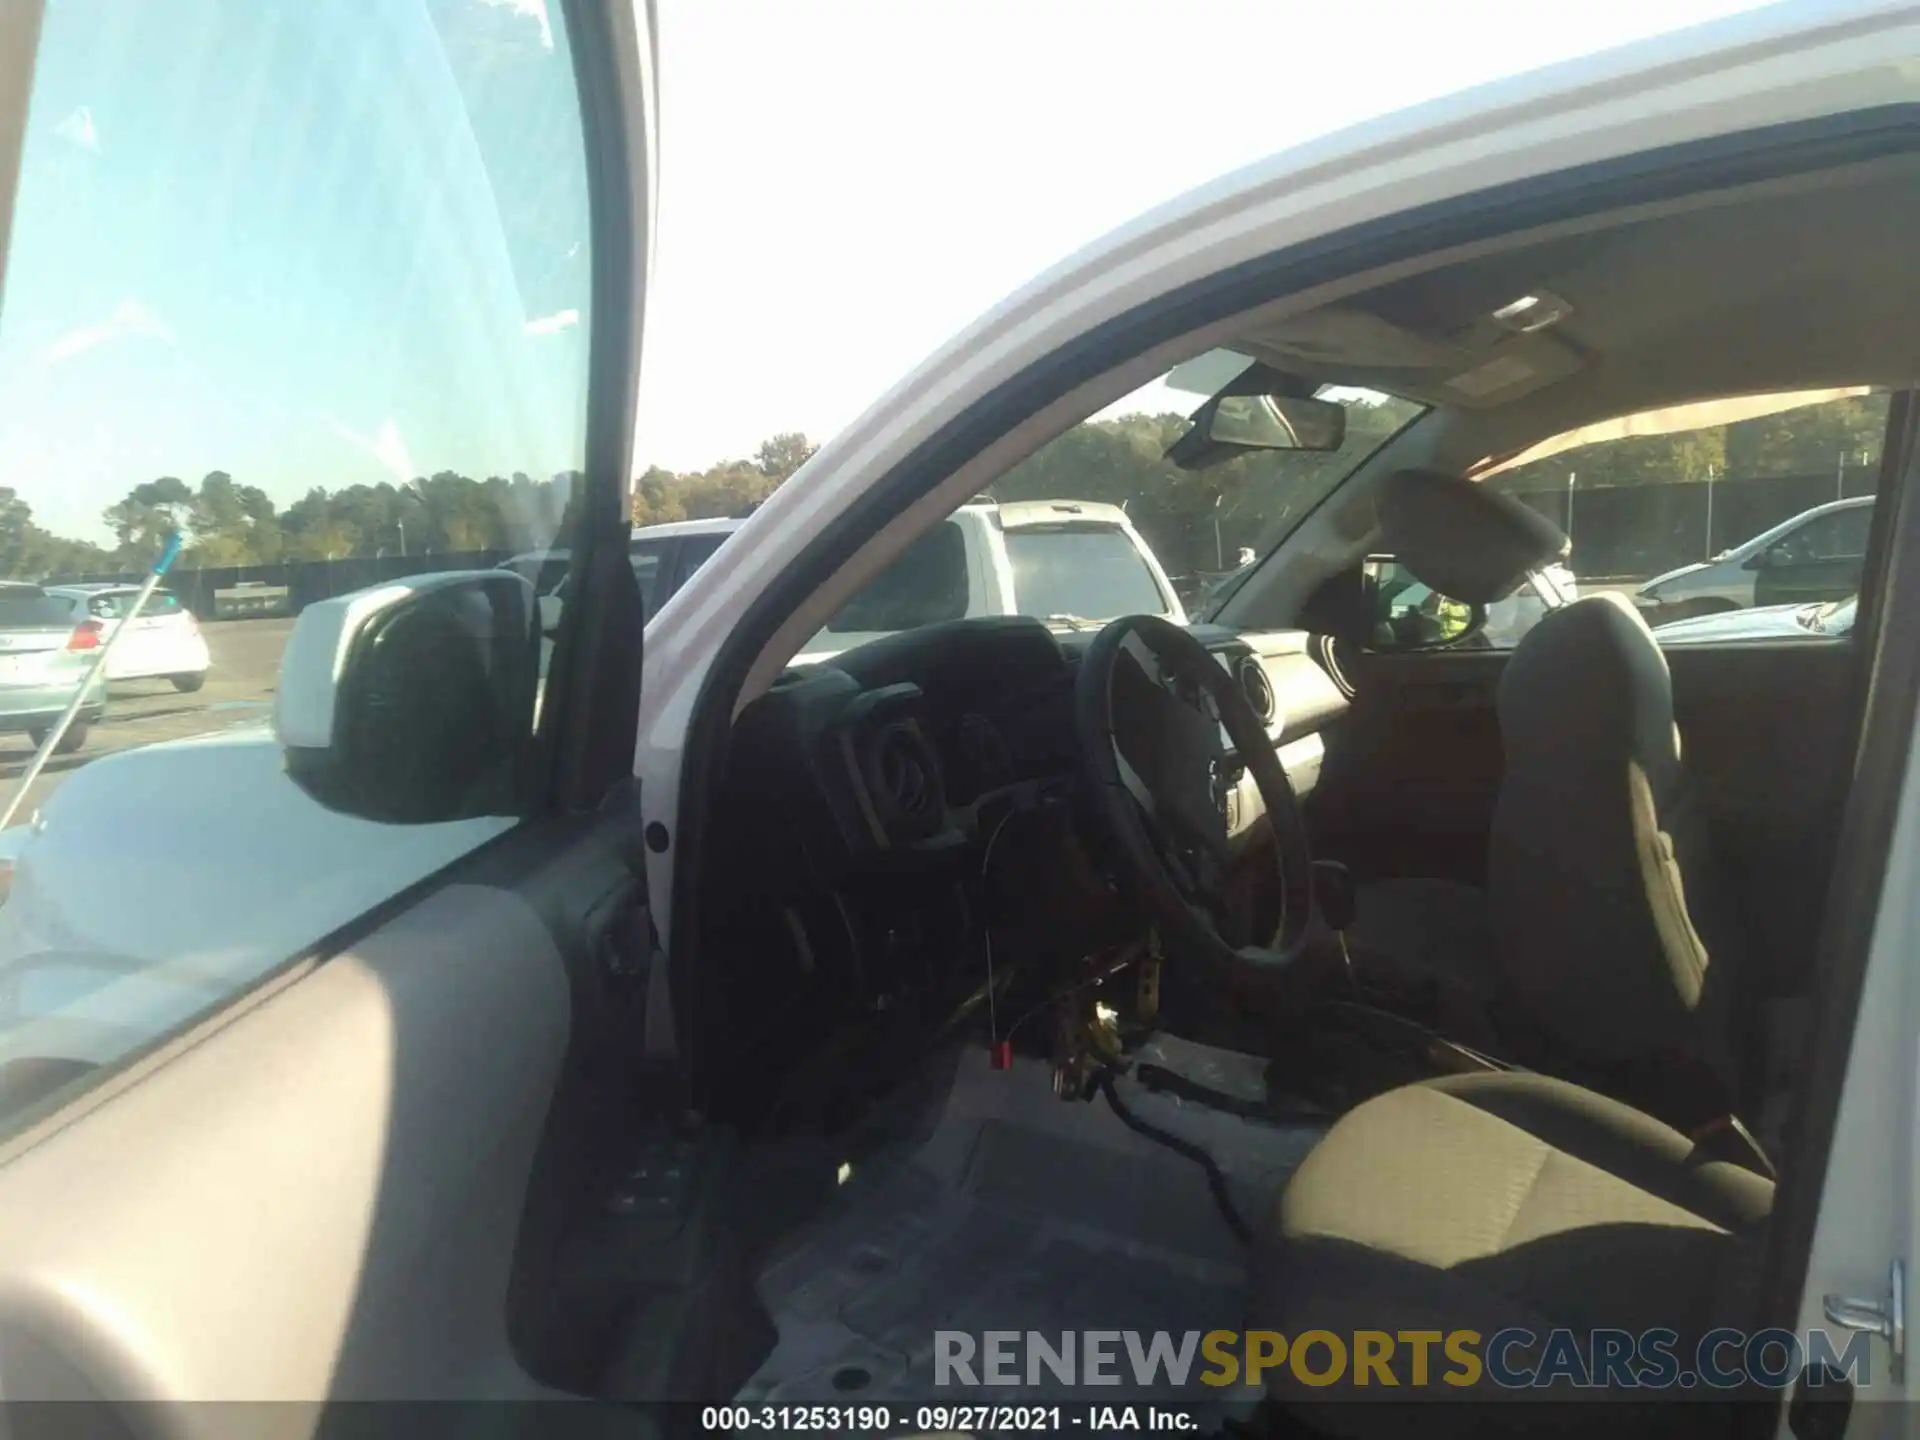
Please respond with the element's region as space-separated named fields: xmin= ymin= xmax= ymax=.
xmin=1474 ymin=387 xmax=1874 ymax=478
xmin=1243 ymin=306 xmax=1583 ymax=408
xmin=1377 ymin=470 xmax=1569 ymax=604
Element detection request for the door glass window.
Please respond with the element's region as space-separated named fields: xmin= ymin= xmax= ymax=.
xmin=824 ymin=521 xmax=969 ymax=635
xmin=1478 ymin=389 xmax=1888 ymax=647
xmin=1772 ymin=506 xmax=1871 ymax=563
xmin=88 ymin=590 xmax=184 ymax=620
xmin=669 ymin=533 xmax=729 ymax=593
xmin=630 ymin=541 xmax=670 ymax=614
xmin=0 ymin=0 xmax=596 ymax=1131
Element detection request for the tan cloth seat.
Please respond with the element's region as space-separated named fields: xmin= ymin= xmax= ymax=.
xmin=1250 ymin=1071 xmax=1771 ymax=1438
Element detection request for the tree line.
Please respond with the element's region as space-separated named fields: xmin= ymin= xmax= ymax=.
xmin=0 ymin=431 xmax=825 ymax=582
xmin=0 ymin=394 xmax=1889 ymax=583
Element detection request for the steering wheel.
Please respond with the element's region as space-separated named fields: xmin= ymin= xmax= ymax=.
xmin=1074 ymin=615 xmax=1314 ymax=981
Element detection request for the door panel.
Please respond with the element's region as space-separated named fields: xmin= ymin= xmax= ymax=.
xmin=0 ymin=809 xmax=675 ymax=1408
xmin=1664 ymin=639 xmax=1857 ymax=998
xmin=0 ymin=882 xmax=571 ymax=1403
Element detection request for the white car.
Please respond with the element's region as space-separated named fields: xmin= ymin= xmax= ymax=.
xmin=45 ymin=584 xmax=212 ymax=693
xmin=1636 ymin=495 xmax=1872 ymax=620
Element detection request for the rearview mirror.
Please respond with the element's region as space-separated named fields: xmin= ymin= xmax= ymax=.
xmin=275 ymin=571 xmax=539 ymax=824
xmin=1361 ymin=556 xmax=1486 ymax=652
xmin=1166 ymin=392 xmax=1346 ymax=470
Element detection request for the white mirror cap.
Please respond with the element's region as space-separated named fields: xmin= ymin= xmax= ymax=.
xmin=272 ymin=570 xmax=532 ymax=751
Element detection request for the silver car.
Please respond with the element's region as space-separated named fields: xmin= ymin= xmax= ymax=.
xmin=0 ymin=583 xmax=107 ymax=752
xmin=1636 ymin=495 xmax=1872 ymax=620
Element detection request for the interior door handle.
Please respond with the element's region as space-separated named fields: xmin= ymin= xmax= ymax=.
xmin=585 ymin=878 xmax=653 ymax=980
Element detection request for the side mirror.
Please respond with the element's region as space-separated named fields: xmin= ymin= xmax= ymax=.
xmin=275 ymin=571 xmax=539 ymax=824
xmin=1746 ymin=546 xmax=1787 ymax=571
xmin=1165 ymin=392 xmax=1347 ymax=471
xmin=1361 ymin=556 xmax=1486 ymax=652
xmin=537 ymin=590 xmax=565 ymax=635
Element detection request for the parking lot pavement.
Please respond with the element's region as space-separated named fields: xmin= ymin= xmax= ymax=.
xmin=0 ymin=616 xmax=296 ymax=824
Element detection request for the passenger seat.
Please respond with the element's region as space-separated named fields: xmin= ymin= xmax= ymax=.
xmin=1338 ymin=473 xmax=1750 ymax=1132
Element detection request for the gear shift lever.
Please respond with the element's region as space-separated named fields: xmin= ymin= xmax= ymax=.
xmin=1310 ymin=859 xmax=1360 ymax=995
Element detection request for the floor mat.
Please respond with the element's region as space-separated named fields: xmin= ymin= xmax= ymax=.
xmin=735 ymin=1039 xmax=1324 ymax=1409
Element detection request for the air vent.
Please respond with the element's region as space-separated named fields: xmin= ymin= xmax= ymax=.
xmin=875 ymin=732 xmax=933 ymax=813
xmin=1236 ymin=656 xmax=1278 ymax=725
xmin=1312 ymin=632 xmax=1356 ymax=701
xmin=864 ymin=722 xmax=945 ymax=841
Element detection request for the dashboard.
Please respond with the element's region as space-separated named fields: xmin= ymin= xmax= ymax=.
xmin=694 ymin=615 xmax=1349 ymax=1129
xmin=730 ymin=616 xmax=1347 ymax=863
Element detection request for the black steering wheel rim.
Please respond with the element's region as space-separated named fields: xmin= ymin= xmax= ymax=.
xmin=1073 ymin=614 xmax=1314 ymax=980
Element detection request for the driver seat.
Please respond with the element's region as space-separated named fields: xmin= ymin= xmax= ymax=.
xmin=1342 ymin=472 xmax=1748 ymax=1127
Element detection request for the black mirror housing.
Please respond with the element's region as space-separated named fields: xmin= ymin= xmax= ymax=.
xmin=1165 ymin=392 xmax=1347 ymax=471
xmin=1360 ymin=555 xmax=1488 ymax=652
xmin=275 ymin=571 xmax=540 ymax=824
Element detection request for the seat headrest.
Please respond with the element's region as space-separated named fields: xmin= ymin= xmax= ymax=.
xmin=1376 ymin=470 xmax=1570 ymax=604
xmin=1497 ymin=592 xmax=1679 ymax=784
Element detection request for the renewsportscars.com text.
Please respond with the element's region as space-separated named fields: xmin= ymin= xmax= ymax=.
xmin=934 ymin=1327 xmax=1874 ymax=1392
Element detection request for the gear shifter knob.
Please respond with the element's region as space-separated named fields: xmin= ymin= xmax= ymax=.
xmin=1311 ymin=859 xmax=1357 ymax=934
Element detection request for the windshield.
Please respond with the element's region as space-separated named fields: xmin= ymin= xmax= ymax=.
xmin=1006 ymin=527 xmax=1167 ymax=621
xmin=791 ymin=356 xmax=1421 ymax=660
xmin=85 ymin=590 xmax=184 ymax=620
xmin=1051 ymin=365 xmax=1423 ymax=616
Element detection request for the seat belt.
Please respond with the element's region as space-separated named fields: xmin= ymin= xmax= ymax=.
xmin=1687 ymin=1112 xmax=1777 ymax=1180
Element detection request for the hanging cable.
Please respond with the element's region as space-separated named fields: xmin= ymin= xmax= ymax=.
xmin=1095 ymin=1069 xmax=1253 ymax=1246
xmin=977 ymin=808 xmax=1018 ymax=1047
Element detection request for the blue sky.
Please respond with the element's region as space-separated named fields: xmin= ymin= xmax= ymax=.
xmin=0 ymin=0 xmax=1768 ymax=546
xmin=0 ymin=0 xmax=591 ymax=543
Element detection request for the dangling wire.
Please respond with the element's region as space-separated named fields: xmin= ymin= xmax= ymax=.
xmin=1095 ymin=1069 xmax=1253 ymax=1245
xmin=978 ymin=808 xmax=1017 ymax=1044
xmin=983 ymin=927 xmax=998 ymax=1044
